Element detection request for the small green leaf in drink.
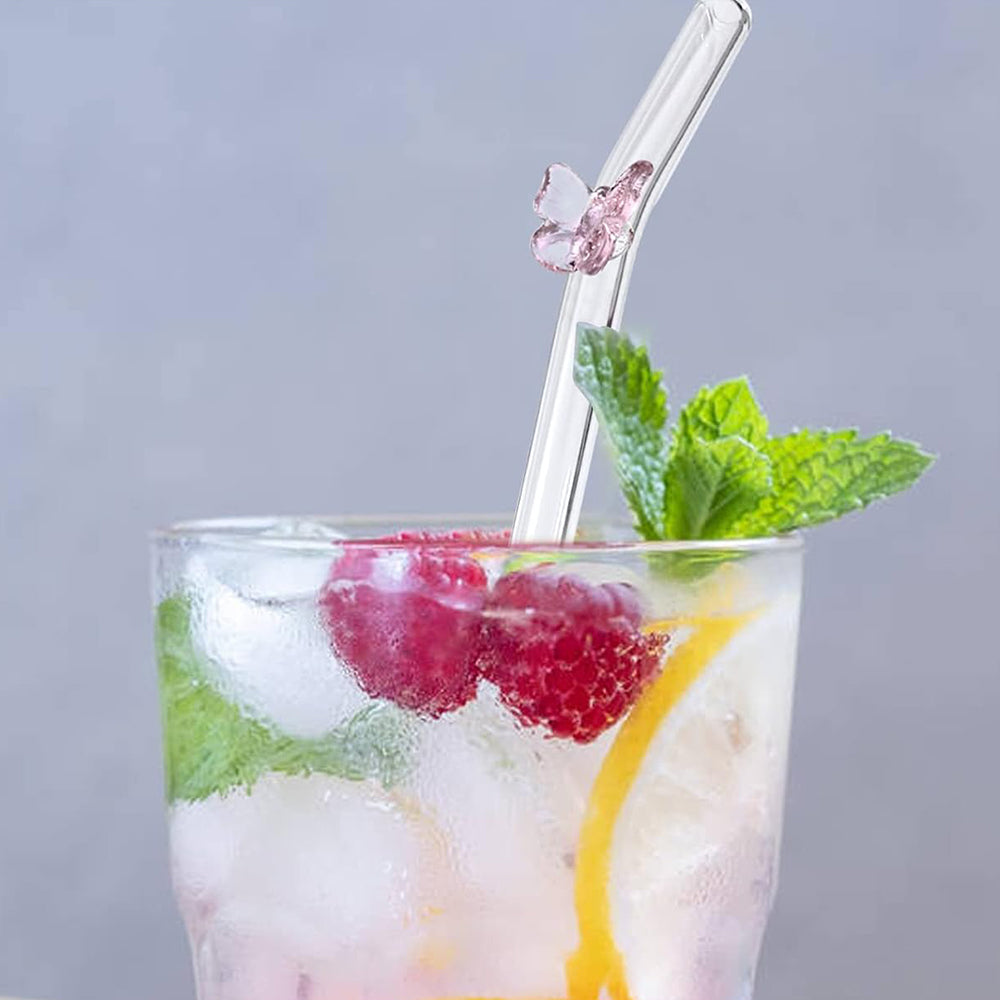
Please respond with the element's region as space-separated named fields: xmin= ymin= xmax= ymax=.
xmin=155 ymin=596 xmax=415 ymax=803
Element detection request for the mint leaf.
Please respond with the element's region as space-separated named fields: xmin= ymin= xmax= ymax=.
xmin=155 ymin=596 xmax=415 ymax=803
xmin=287 ymin=704 xmax=416 ymax=787
xmin=674 ymin=377 xmax=768 ymax=448
xmin=733 ymin=429 xmax=935 ymax=535
xmin=156 ymin=596 xmax=273 ymax=801
xmin=574 ymin=324 xmax=668 ymax=540
xmin=663 ymin=435 xmax=773 ymax=539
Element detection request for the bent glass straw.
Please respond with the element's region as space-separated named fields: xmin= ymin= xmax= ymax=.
xmin=512 ymin=0 xmax=752 ymax=543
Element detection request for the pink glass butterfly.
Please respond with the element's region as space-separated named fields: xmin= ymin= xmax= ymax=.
xmin=530 ymin=160 xmax=654 ymax=276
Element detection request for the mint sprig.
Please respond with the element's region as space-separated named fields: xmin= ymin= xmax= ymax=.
xmin=155 ymin=596 xmax=415 ymax=803
xmin=574 ymin=325 xmax=933 ymax=540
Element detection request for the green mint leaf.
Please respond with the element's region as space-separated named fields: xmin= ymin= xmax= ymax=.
xmin=733 ymin=429 xmax=935 ymax=535
xmin=674 ymin=377 xmax=768 ymax=448
xmin=574 ymin=324 xmax=668 ymax=540
xmin=155 ymin=596 xmax=415 ymax=803
xmin=663 ymin=435 xmax=773 ymax=539
xmin=285 ymin=703 xmax=416 ymax=788
xmin=156 ymin=596 xmax=273 ymax=802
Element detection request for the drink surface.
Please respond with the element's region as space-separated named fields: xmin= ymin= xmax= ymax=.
xmin=153 ymin=519 xmax=802 ymax=1000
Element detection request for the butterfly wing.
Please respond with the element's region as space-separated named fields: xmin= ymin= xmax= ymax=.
xmin=533 ymin=163 xmax=591 ymax=228
xmin=531 ymin=222 xmax=577 ymax=273
xmin=604 ymin=160 xmax=654 ymax=218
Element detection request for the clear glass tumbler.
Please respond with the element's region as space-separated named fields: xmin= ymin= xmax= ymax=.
xmin=151 ymin=517 xmax=802 ymax=1000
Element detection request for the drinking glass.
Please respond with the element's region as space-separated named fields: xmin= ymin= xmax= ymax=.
xmin=151 ymin=516 xmax=802 ymax=1000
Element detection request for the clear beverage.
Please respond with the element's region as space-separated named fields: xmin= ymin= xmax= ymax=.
xmin=151 ymin=517 xmax=802 ymax=1000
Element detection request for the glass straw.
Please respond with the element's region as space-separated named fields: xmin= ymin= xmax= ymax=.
xmin=512 ymin=0 xmax=752 ymax=543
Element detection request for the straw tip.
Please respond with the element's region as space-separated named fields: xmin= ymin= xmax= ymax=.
xmin=705 ymin=0 xmax=752 ymax=29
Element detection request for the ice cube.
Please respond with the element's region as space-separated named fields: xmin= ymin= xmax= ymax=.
xmin=194 ymin=530 xmax=338 ymax=603
xmin=259 ymin=518 xmax=346 ymax=540
xmin=403 ymin=690 xmax=606 ymax=997
xmin=190 ymin=929 xmax=303 ymax=1000
xmin=172 ymin=773 xmax=461 ymax=1000
xmin=185 ymin=554 xmax=367 ymax=736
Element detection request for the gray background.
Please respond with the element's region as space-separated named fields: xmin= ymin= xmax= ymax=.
xmin=1 ymin=0 xmax=997 ymax=998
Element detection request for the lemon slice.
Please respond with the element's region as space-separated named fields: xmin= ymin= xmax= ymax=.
xmin=607 ymin=597 xmax=799 ymax=1000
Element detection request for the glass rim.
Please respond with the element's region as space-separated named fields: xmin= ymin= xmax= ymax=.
xmin=150 ymin=515 xmax=803 ymax=555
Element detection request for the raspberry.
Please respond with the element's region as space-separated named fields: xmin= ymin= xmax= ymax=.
xmin=319 ymin=532 xmax=503 ymax=717
xmin=478 ymin=570 xmax=668 ymax=743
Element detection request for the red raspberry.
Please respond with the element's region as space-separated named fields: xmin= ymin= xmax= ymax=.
xmin=478 ymin=570 xmax=668 ymax=743
xmin=318 ymin=532 xmax=503 ymax=717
